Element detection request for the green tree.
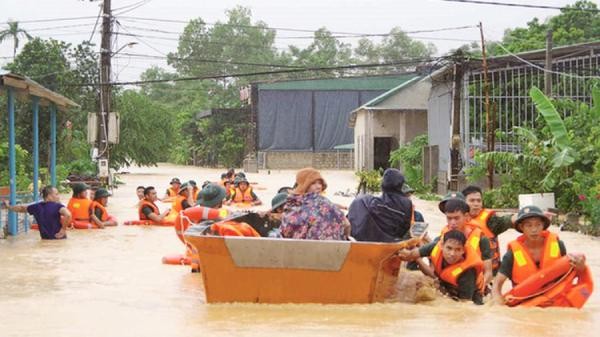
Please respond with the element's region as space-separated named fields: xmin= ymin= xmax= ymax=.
xmin=354 ymin=27 xmax=436 ymax=74
xmin=490 ymin=0 xmax=600 ymax=54
xmin=0 ymin=20 xmax=32 ymax=57
xmin=286 ymin=28 xmax=354 ymax=77
xmin=110 ymin=90 xmax=175 ymax=167
xmin=4 ymin=38 xmax=97 ymax=176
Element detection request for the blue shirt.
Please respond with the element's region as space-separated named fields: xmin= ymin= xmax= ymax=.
xmin=27 ymin=201 xmax=66 ymax=240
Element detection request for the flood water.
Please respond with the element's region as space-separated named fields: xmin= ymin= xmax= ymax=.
xmin=1 ymin=164 xmax=599 ymax=337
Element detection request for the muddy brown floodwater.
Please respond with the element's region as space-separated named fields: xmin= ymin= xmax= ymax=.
xmin=1 ymin=164 xmax=599 ymax=337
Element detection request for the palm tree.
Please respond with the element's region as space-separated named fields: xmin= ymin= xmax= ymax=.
xmin=0 ymin=21 xmax=33 ymax=57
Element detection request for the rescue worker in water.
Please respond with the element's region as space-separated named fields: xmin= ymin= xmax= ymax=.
xmin=398 ymin=199 xmax=488 ymax=304
xmin=492 ymin=205 xmax=590 ymax=307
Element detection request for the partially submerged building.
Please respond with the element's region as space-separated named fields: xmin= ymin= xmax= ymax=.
xmin=349 ymin=76 xmax=429 ymax=171
xmin=251 ymin=74 xmax=420 ymax=169
xmin=428 ymin=41 xmax=600 ymax=193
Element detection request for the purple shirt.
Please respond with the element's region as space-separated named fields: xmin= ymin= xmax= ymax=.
xmin=27 ymin=201 xmax=66 ymax=240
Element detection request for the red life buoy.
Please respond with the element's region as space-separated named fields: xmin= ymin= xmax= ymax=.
xmin=161 ymin=254 xmax=191 ymax=265
xmin=505 ymin=256 xmax=594 ymax=308
xmin=71 ymin=220 xmax=101 ymax=229
xmin=174 ymin=206 xmax=227 ymax=244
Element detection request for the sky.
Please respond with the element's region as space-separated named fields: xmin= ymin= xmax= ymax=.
xmin=0 ymin=0 xmax=596 ymax=82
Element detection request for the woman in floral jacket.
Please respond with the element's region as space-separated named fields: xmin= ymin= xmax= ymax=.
xmin=280 ymin=168 xmax=350 ymax=240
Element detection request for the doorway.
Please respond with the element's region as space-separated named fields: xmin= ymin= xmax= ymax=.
xmin=374 ymin=137 xmax=395 ymax=171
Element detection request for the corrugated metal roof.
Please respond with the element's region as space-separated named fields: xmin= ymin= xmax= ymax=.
xmin=257 ymin=74 xmax=420 ymax=91
xmin=359 ymin=76 xmax=424 ymax=108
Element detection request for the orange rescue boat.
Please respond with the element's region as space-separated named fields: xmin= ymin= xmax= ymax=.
xmin=184 ymin=230 xmax=421 ymax=304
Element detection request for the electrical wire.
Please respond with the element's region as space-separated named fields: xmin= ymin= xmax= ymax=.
xmin=88 ymin=5 xmax=103 ymax=43
xmin=114 ymin=0 xmax=153 ymax=16
xmin=0 ymin=16 xmax=99 ymax=25
xmin=493 ymin=41 xmax=600 ymax=79
xmin=440 ymin=0 xmax=599 ymax=12
xmin=67 ymin=56 xmax=444 ymax=87
xmin=115 ymin=52 xmax=306 ymax=69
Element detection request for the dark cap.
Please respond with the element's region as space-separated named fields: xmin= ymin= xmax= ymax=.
xmin=179 ymin=182 xmax=190 ymax=194
xmin=271 ymin=192 xmax=288 ymax=211
xmin=438 ymin=191 xmax=465 ymax=212
xmin=170 ymin=177 xmax=181 ymax=184
xmin=72 ymin=182 xmax=90 ymax=194
xmin=198 ymin=183 xmax=226 ymax=208
xmin=514 ymin=205 xmax=550 ymax=233
xmin=94 ymin=188 xmax=111 ymax=199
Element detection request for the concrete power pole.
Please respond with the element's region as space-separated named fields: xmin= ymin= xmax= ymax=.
xmin=98 ymin=0 xmax=112 ymax=183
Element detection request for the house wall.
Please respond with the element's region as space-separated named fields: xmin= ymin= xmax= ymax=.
xmin=354 ymin=110 xmax=367 ymax=171
xmin=428 ymin=81 xmax=453 ymax=193
xmin=259 ymin=151 xmax=354 ymax=170
xmin=398 ymin=110 xmax=428 ymax=145
xmin=377 ymin=79 xmax=431 ymax=110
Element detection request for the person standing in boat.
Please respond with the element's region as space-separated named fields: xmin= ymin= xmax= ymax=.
xmin=492 ymin=205 xmax=590 ymax=307
xmin=280 ymin=168 xmax=350 ymax=240
xmin=5 ymin=185 xmax=71 ymax=240
xmin=347 ymin=168 xmax=413 ymax=242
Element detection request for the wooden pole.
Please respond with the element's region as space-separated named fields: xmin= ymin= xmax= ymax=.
xmin=480 ymin=22 xmax=494 ymax=189
xmin=450 ymin=56 xmax=463 ymax=190
xmin=98 ymin=0 xmax=112 ymax=178
xmin=545 ymin=30 xmax=553 ymax=96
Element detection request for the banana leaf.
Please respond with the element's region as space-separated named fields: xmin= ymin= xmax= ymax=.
xmin=591 ymin=86 xmax=600 ymax=120
xmin=551 ymin=147 xmax=576 ymax=168
xmin=529 ymin=86 xmax=570 ymax=151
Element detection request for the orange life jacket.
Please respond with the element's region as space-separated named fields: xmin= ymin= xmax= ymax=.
xmin=171 ymin=195 xmax=187 ymax=214
xmin=508 ymin=231 xmax=562 ymax=286
xmin=138 ymin=200 xmax=159 ymax=220
xmin=210 ymin=221 xmax=260 ymax=237
xmin=469 ymin=209 xmax=500 ymax=272
xmin=175 ymin=206 xmax=229 ymax=243
xmin=432 ymin=227 xmax=485 ymax=291
xmin=90 ymin=200 xmax=108 ymax=222
xmin=439 ymin=225 xmax=483 ymax=257
xmin=232 ymin=187 xmax=254 ymax=203
xmin=167 ymin=187 xmax=179 ymax=197
xmin=67 ymin=197 xmax=92 ymax=221
xmin=191 ymin=187 xmax=199 ymax=203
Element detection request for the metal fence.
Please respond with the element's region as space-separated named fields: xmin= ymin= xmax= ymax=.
xmin=462 ymin=48 xmax=600 ymax=168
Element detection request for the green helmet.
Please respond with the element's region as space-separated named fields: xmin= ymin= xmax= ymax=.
xmin=94 ymin=188 xmax=111 ymax=199
xmin=438 ymin=191 xmax=465 ymax=212
xmin=514 ymin=205 xmax=550 ymax=233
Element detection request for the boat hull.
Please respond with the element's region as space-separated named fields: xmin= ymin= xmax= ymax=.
xmin=184 ymin=234 xmax=420 ymax=304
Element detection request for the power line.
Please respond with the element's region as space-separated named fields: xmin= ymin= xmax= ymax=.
xmin=493 ymin=41 xmax=599 ymax=79
xmin=114 ymin=0 xmax=153 ymax=16
xmin=120 ymin=23 xmax=478 ymax=39
xmin=440 ymin=0 xmax=600 ymax=12
xmin=0 ymin=16 xmax=99 ymax=25
xmin=88 ymin=5 xmax=103 ymax=43
xmin=69 ymin=57 xmax=442 ymax=87
xmin=116 ymin=52 xmax=306 ymax=69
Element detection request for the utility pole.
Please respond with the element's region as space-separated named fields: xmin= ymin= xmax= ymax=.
xmin=545 ymin=30 xmax=553 ymax=96
xmin=98 ymin=0 xmax=112 ymax=183
xmin=450 ymin=50 xmax=463 ymax=191
xmin=480 ymin=22 xmax=494 ymax=189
